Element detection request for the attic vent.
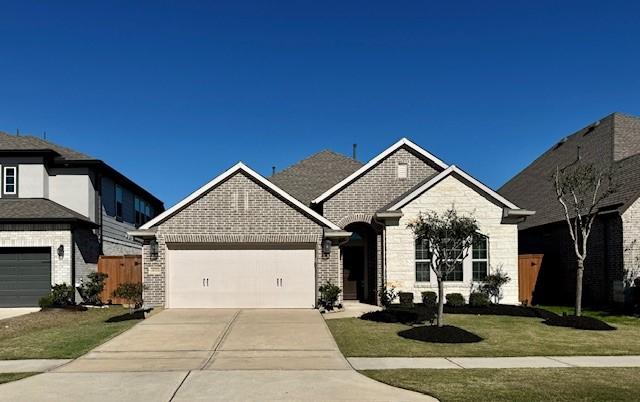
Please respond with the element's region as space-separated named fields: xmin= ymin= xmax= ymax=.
xmin=553 ymin=137 xmax=568 ymax=150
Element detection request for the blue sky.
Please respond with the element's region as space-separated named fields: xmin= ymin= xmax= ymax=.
xmin=1 ymin=1 xmax=639 ymax=206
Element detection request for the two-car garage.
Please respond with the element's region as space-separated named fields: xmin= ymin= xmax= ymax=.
xmin=134 ymin=163 xmax=346 ymax=310
xmin=166 ymin=245 xmax=316 ymax=308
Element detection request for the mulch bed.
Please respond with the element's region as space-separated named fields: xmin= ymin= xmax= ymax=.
xmin=442 ymin=304 xmax=558 ymax=320
xmin=543 ymin=314 xmax=616 ymax=331
xmin=398 ymin=325 xmax=483 ymax=343
xmin=361 ymin=309 xmax=419 ymax=324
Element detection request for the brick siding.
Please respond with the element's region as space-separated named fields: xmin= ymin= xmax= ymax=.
xmin=143 ymin=171 xmax=332 ymax=306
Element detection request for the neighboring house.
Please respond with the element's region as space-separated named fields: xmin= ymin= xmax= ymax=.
xmin=133 ymin=139 xmax=530 ymax=308
xmin=0 ymin=132 xmax=163 ymax=307
xmin=499 ymin=112 xmax=640 ymax=306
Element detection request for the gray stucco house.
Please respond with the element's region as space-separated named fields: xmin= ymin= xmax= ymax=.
xmin=499 ymin=113 xmax=640 ymax=307
xmin=134 ymin=138 xmax=530 ymax=308
xmin=0 ymin=132 xmax=163 ymax=307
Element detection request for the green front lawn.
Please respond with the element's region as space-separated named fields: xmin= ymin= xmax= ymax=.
xmin=0 ymin=307 xmax=142 ymax=359
xmin=326 ymin=312 xmax=640 ymax=357
xmin=363 ymin=367 xmax=640 ymax=402
xmin=0 ymin=372 xmax=39 ymax=385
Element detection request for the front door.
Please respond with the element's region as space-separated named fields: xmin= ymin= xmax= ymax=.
xmin=342 ymin=246 xmax=364 ymax=300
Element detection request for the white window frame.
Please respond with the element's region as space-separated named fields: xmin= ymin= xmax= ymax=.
xmin=472 ymin=234 xmax=489 ymax=281
xmin=397 ymin=162 xmax=409 ymax=180
xmin=415 ymin=238 xmax=431 ymax=282
xmin=3 ymin=166 xmax=17 ymax=195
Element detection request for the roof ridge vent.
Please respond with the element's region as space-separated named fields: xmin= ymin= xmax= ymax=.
xmin=583 ymin=120 xmax=600 ymax=136
xmin=553 ymin=137 xmax=568 ymax=150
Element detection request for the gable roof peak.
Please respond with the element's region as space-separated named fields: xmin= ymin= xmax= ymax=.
xmin=141 ymin=160 xmax=340 ymax=230
xmin=311 ymin=137 xmax=449 ymax=204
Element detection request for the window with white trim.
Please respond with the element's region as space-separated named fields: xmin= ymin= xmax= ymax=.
xmin=472 ymin=234 xmax=489 ymax=281
xmin=3 ymin=166 xmax=17 ymax=195
xmin=444 ymin=245 xmax=463 ymax=281
xmin=415 ymin=238 xmax=431 ymax=282
xmin=397 ymin=163 xmax=408 ymax=179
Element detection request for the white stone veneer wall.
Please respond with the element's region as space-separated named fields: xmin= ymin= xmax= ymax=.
xmin=622 ymin=197 xmax=640 ymax=286
xmin=0 ymin=229 xmax=73 ymax=285
xmin=385 ymin=175 xmax=519 ymax=304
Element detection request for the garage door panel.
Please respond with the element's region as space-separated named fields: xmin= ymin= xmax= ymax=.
xmin=167 ymin=246 xmax=315 ymax=309
xmin=0 ymin=248 xmax=51 ymax=307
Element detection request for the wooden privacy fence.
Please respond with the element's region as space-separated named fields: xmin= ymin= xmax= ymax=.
xmin=98 ymin=255 xmax=142 ymax=304
xmin=518 ymin=254 xmax=543 ymax=306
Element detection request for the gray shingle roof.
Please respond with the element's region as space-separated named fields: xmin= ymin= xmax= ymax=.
xmin=0 ymin=131 xmax=94 ymax=160
xmin=269 ymin=150 xmax=363 ymax=205
xmin=499 ymin=112 xmax=640 ymax=230
xmin=0 ymin=198 xmax=96 ymax=225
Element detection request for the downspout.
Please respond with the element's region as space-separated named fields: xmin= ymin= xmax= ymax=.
xmin=603 ymin=216 xmax=610 ymax=304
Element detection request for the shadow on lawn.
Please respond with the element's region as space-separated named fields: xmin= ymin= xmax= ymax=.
xmin=104 ymin=311 xmax=145 ymax=323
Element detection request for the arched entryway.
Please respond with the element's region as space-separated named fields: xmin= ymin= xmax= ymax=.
xmin=341 ymin=222 xmax=378 ymax=304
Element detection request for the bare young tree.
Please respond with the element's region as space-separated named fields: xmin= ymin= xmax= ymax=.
xmin=408 ymin=208 xmax=479 ymax=327
xmin=552 ymin=162 xmax=615 ymax=316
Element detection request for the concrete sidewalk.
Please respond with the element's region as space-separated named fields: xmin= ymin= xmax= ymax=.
xmin=0 ymin=359 xmax=71 ymax=373
xmin=348 ymin=355 xmax=640 ymax=370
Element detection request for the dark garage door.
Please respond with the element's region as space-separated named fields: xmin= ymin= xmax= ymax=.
xmin=0 ymin=248 xmax=51 ymax=307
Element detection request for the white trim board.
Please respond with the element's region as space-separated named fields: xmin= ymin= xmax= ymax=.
xmin=386 ymin=165 xmax=520 ymax=211
xmin=312 ymin=138 xmax=448 ymax=204
xmin=141 ymin=162 xmax=340 ymax=230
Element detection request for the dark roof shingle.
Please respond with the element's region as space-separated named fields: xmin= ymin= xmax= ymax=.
xmin=0 ymin=198 xmax=96 ymax=225
xmin=499 ymin=112 xmax=640 ymax=229
xmin=0 ymin=132 xmax=94 ymax=161
xmin=269 ymin=150 xmax=363 ymax=205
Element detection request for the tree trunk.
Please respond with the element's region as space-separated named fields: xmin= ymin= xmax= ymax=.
xmin=437 ymin=278 xmax=444 ymax=327
xmin=575 ymin=259 xmax=584 ymax=317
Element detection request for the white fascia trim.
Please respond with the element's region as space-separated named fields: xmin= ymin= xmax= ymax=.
xmin=311 ymin=138 xmax=448 ymax=204
xmin=387 ymin=165 xmax=520 ymax=211
xmin=141 ymin=162 xmax=341 ymax=230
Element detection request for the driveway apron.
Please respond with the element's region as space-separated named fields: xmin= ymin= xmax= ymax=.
xmin=0 ymin=309 xmax=433 ymax=401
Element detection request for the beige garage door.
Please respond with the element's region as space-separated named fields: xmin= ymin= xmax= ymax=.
xmin=167 ymin=246 xmax=316 ymax=308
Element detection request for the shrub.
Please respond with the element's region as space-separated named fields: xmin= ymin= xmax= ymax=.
xmin=421 ymin=291 xmax=437 ymax=307
xmin=51 ymin=283 xmax=75 ymax=307
xmin=113 ymin=282 xmax=147 ymax=314
xmin=480 ymin=266 xmax=511 ymax=303
xmin=398 ymin=292 xmax=414 ymax=308
xmin=38 ymin=295 xmax=54 ymax=309
xmin=77 ymin=272 xmax=109 ymax=305
xmin=446 ymin=293 xmax=465 ymax=307
xmin=318 ymin=281 xmax=341 ymax=311
xmin=469 ymin=292 xmax=490 ymax=307
xmin=379 ymin=285 xmax=398 ymax=308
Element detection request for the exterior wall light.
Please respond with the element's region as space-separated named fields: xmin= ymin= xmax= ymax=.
xmin=149 ymin=239 xmax=159 ymax=260
xmin=57 ymin=244 xmax=64 ymax=258
xmin=322 ymin=239 xmax=332 ymax=257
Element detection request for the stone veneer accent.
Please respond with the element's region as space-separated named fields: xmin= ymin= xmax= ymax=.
xmin=320 ymin=145 xmax=444 ymax=305
xmin=385 ymin=175 xmax=519 ymax=304
xmin=622 ymin=197 xmax=640 ymax=287
xmin=0 ymin=224 xmax=73 ymax=285
xmin=142 ymin=171 xmax=337 ymax=306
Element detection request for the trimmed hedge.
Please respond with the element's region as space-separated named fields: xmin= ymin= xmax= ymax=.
xmin=445 ymin=293 xmax=465 ymax=307
xmin=469 ymin=292 xmax=490 ymax=307
xmin=421 ymin=291 xmax=437 ymax=306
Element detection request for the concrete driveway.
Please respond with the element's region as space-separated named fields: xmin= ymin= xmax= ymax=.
xmin=0 ymin=309 xmax=434 ymax=401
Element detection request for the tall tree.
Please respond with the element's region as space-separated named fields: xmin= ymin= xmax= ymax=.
xmin=408 ymin=208 xmax=479 ymax=327
xmin=552 ymin=161 xmax=615 ymax=316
